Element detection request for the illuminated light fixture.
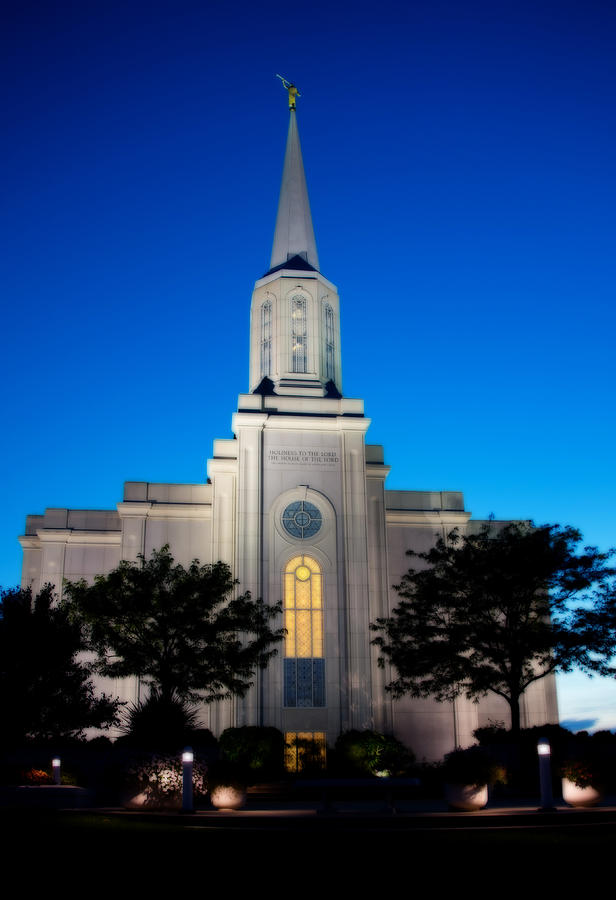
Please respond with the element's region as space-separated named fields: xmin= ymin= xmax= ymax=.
xmin=181 ymin=746 xmax=194 ymax=814
xmin=537 ymin=737 xmax=555 ymax=811
xmin=52 ymin=758 xmax=61 ymax=785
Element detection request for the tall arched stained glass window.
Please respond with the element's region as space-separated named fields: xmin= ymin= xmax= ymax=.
xmin=260 ymin=300 xmax=272 ymax=378
xmin=290 ymin=295 xmax=307 ymax=373
xmin=323 ymin=302 xmax=335 ymax=381
xmin=283 ymin=555 xmax=325 ymax=707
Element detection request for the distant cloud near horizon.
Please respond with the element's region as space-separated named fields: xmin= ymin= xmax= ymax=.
xmin=560 ymin=718 xmax=599 ymax=733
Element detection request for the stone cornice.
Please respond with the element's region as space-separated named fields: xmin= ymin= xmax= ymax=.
xmin=366 ymin=463 xmax=391 ymax=480
xmin=25 ymin=529 xmax=122 ymax=546
xmin=207 ymin=457 xmax=238 ymax=478
xmin=236 ymin=394 xmax=364 ymax=417
xmin=386 ymin=510 xmax=471 ymax=527
xmin=117 ymin=502 xmax=212 ymax=520
xmin=253 ymin=269 xmax=338 ymax=293
xmin=260 ymin=415 xmax=371 ymax=433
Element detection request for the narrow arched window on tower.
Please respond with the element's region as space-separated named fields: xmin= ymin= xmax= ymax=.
xmin=323 ymin=302 xmax=335 ymax=382
xmin=283 ymin=555 xmax=325 ymax=707
xmin=290 ymin=295 xmax=307 ymax=373
xmin=260 ymin=300 xmax=272 ymax=378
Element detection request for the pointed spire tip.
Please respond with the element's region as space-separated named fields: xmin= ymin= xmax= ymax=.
xmin=269 ymin=100 xmax=319 ymax=272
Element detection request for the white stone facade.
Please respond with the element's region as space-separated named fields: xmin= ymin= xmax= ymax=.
xmin=19 ymin=106 xmax=558 ymax=761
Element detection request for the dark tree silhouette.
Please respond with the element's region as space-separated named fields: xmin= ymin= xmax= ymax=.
xmin=372 ymin=522 xmax=616 ymax=735
xmin=64 ymin=546 xmax=284 ymax=705
xmin=0 ymin=584 xmax=120 ymax=744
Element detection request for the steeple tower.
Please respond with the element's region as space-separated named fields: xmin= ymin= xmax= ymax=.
xmin=248 ymin=85 xmax=341 ymax=398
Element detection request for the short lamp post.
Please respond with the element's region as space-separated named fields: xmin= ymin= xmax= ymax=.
xmin=52 ymin=758 xmax=61 ymax=786
xmin=182 ymin=747 xmax=194 ymax=813
xmin=537 ymin=738 xmax=555 ymax=811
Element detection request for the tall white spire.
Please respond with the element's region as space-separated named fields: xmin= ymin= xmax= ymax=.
xmin=269 ymin=109 xmax=320 ymax=273
xmin=248 ymin=87 xmax=341 ymax=398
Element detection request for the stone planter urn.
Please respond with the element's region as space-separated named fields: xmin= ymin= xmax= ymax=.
xmin=445 ymin=783 xmax=488 ymax=811
xmin=561 ymin=778 xmax=602 ymax=808
xmin=209 ymin=785 xmax=247 ymax=810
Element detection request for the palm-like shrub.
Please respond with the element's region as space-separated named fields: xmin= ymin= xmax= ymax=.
xmin=120 ymin=691 xmax=203 ymax=750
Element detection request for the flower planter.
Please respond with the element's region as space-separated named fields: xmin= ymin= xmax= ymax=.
xmin=122 ymin=753 xmax=208 ymax=810
xmin=445 ymin=783 xmax=488 ymax=811
xmin=561 ymin=778 xmax=602 ymax=808
xmin=209 ymin=785 xmax=247 ymax=810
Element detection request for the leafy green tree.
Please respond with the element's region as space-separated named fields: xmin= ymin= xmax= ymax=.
xmin=0 ymin=585 xmax=120 ymax=744
xmin=371 ymin=522 xmax=616 ymax=735
xmin=64 ymin=546 xmax=284 ymax=706
xmin=573 ymin=582 xmax=616 ymax=675
xmin=219 ymin=726 xmax=285 ymax=781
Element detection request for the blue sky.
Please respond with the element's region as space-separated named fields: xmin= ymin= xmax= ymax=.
xmin=2 ymin=0 xmax=615 ymax=732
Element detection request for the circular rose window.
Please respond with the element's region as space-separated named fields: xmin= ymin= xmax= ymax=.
xmin=282 ymin=500 xmax=322 ymax=539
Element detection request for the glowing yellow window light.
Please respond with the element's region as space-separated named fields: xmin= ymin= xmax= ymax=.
xmin=284 ymin=732 xmax=327 ymax=772
xmin=284 ymin=555 xmax=323 ymax=659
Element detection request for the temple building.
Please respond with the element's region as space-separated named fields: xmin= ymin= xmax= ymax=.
xmin=19 ymin=88 xmax=558 ymax=760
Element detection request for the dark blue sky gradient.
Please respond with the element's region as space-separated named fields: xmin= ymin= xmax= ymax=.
xmin=2 ymin=0 xmax=615 ymax=728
